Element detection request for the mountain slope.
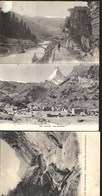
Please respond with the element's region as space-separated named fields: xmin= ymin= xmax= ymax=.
xmin=15 ymin=14 xmax=64 ymax=38
xmin=47 ymin=67 xmax=66 ymax=85
xmin=0 ymin=65 xmax=99 ymax=110
xmin=30 ymin=16 xmax=64 ymax=37
xmin=0 ymin=81 xmax=49 ymax=106
xmin=38 ymin=65 xmax=99 ymax=110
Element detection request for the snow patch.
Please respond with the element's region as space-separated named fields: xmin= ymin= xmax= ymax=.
xmin=1 ymin=1 xmax=12 ymax=13
xmin=47 ymin=67 xmax=66 ymax=85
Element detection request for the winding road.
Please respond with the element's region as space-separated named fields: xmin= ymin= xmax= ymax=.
xmin=0 ymin=42 xmax=80 ymax=64
xmin=48 ymin=46 xmax=79 ymax=63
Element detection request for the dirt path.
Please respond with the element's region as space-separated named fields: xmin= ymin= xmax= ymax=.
xmin=48 ymin=46 xmax=80 ymax=63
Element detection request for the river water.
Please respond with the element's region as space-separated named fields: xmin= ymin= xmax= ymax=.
xmin=0 ymin=41 xmax=51 ymax=64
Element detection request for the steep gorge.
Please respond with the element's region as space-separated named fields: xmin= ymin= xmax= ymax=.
xmin=0 ymin=132 xmax=80 ymax=196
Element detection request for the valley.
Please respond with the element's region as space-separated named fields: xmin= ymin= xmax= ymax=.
xmin=0 ymin=65 xmax=99 ymax=129
xmin=0 ymin=2 xmax=99 ymax=63
xmin=0 ymin=40 xmax=51 ymax=64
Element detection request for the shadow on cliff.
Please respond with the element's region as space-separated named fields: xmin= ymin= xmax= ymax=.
xmin=1 ymin=132 xmax=81 ymax=196
xmin=7 ymin=164 xmax=80 ymax=196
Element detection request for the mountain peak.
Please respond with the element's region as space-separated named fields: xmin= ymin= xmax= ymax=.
xmin=47 ymin=67 xmax=66 ymax=85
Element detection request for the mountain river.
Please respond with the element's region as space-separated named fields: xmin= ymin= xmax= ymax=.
xmin=0 ymin=41 xmax=51 ymax=64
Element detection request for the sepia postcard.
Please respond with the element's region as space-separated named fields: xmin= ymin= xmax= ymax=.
xmin=0 ymin=1 xmax=99 ymax=130
xmin=0 ymin=1 xmax=99 ymax=64
xmin=0 ymin=131 xmax=100 ymax=196
xmin=0 ymin=1 xmax=100 ymax=195
xmin=0 ymin=63 xmax=99 ymax=131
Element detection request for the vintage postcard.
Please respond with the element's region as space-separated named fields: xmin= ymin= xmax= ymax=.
xmin=0 ymin=63 xmax=99 ymax=131
xmin=0 ymin=1 xmax=99 ymax=64
xmin=0 ymin=1 xmax=99 ymax=130
xmin=0 ymin=131 xmax=100 ymax=196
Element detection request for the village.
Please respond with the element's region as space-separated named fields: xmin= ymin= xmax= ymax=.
xmin=0 ymin=103 xmax=99 ymax=123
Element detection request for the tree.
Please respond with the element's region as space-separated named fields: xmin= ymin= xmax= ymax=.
xmin=0 ymin=10 xmax=37 ymax=41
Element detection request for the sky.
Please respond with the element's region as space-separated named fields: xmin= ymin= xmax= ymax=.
xmin=1 ymin=1 xmax=87 ymax=17
xmin=0 ymin=64 xmax=79 ymax=83
xmin=0 ymin=139 xmax=20 ymax=195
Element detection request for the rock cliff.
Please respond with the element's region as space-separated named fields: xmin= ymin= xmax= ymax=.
xmin=88 ymin=1 xmax=99 ymax=46
xmin=0 ymin=131 xmax=80 ymax=196
xmin=63 ymin=6 xmax=92 ymax=50
xmin=63 ymin=3 xmax=99 ymax=61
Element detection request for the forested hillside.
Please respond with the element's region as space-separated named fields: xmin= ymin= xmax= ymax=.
xmin=0 ymin=10 xmax=36 ymax=41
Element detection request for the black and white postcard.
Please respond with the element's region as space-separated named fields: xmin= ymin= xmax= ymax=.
xmin=0 ymin=63 xmax=99 ymax=130
xmin=0 ymin=1 xmax=99 ymax=130
xmin=0 ymin=131 xmax=100 ymax=196
xmin=0 ymin=1 xmax=99 ymax=64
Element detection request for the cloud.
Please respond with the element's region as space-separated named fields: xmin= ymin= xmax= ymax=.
xmin=1 ymin=1 xmax=12 ymax=13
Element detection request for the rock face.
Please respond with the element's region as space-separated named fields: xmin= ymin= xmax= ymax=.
xmin=88 ymin=1 xmax=99 ymax=46
xmin=0 ymin=131 xmax=80 ymax=196
xmin=63 ymin=4 xmax=99 ymax=61
xmin=47 ymin=67 xmax=66 ymax=85
xmin=64 ymin=6 xmax=92 ymax=48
